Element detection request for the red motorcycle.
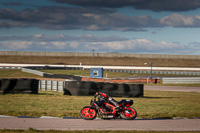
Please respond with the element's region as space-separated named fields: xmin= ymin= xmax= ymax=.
xmin=80 ymin=93 xmax=137 ymax=120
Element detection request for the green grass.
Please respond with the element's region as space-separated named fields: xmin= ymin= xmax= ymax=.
xmin=0 ymin=90 xmax=199 ymax=119
xmin=0 ymin=69 xmax=42 ymax=78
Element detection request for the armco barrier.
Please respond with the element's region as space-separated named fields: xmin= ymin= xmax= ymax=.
xmin=22 ymin=67 xmax=45 ymax=76
xmin=162 ymin=77 xmax=200 ymax=84
xmin=64 ymin=81 xmax=143 ymax=97
xmin=22 ymin=66 xmax=83 ymax=79
xmin=0 ymin=78 xmax=39 ymax=94
xmin=104 ymin=69 xmax=200 ymax=76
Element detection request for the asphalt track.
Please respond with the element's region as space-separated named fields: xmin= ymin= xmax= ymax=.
xmin=0 ymin=117 xmax=200 ymax=131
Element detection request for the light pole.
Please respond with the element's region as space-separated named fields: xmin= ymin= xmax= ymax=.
xmin=150 ymin=61 xmax=153 ymax=79
xmin=144 ymin=61 xmax=153 ymax=79
xmin=92 ymin=49 xmax=95 ymax=56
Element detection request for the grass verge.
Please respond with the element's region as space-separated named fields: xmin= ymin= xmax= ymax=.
xmin=0 ymin=69 xmax=42 ymax=78
xmin=0 ymin=90 xmax=199 ymax=119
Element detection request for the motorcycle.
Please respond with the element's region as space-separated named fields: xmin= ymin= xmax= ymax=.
xmin=80 ymin=93 xmax=137 ymax=120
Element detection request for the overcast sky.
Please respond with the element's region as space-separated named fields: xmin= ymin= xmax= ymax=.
xmin=0 ymin=0 xmax=200 ymax=55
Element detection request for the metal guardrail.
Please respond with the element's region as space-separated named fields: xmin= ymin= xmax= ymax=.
xmin=21 ymin=67 xmax=45 ymax=76
xmin=162 ymin=77 xmax=200 ymax=84
xmin=39 ymin=80 xmax=65 ymax=92
xmin=105 ymin=69 xmax=200 ymax=76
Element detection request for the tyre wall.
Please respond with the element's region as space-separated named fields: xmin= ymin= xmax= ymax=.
xmin=64 ymin=81 xmax=143 ymax=97
xmin=0 ymin=78 xmax=39 ymax=94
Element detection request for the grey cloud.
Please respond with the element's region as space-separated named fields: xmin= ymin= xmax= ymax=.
xmin=0 ymin=36 xmax=198 ymax=54
xmin=79 ymin=34 xmax=128 ymax=42
xmin=81 ymin=39 xmax=193 ymax=54
xmin=189 ymin=42 xmax=200 ymax=51
xmin=0 ymin=2 xmax=22 ymax=6
xmin=0 ymin=6 xmax=160 ymax=31
xmin=1 ymin=6 xmax=200 ymax=31
xmin=0 ymin=34 xmax=128 ymax=42
xmin=160 ymin=14 xmax=200 ymax=27
xmin=51 ymin=0 xmax=200 ymax=12
xmin=0 ymin=21 xmax=29 ymax=28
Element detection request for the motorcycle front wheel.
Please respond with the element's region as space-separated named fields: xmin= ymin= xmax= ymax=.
xmin=120 ymin=107 xmax=137 ymax=120
xmin=80 ymin=106 xmax=97 ymax=120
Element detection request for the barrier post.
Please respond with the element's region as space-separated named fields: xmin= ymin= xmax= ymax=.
xmin=51 ymin=81 xmax=53 ymax=91
xmin=57 ymin=81 xmax=59 ymax=91
xmin=40 ymin=80 xmax=42 ymax=90
xmin=45 ymin=80 xmax=47 ymax=91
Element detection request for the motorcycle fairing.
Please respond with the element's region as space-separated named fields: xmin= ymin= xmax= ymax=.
xmin=117 ymin=99 xmax=133 ymax=107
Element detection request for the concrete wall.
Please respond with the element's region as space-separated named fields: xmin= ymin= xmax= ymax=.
xmin=1 ymin=51 xmax=200 ymax=59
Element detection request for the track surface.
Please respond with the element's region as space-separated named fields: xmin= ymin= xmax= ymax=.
xmin=0 ymin=117 xmax=200 ymax=131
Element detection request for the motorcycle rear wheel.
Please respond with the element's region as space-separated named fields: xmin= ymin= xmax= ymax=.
xmin=120 ymin=107 xmax=137 ymax=120
xmin=80 ymin=106 xmax=97 ymax=120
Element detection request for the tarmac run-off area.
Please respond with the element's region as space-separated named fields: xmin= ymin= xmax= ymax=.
xmin=0 ymin=117 xmax=200 ymax=131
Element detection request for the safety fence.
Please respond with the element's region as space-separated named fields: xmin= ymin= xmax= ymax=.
xmin=1 ymin=51 xmax=200 ymax=59
xmin=162 ymin=77 xmax=200 ymax=84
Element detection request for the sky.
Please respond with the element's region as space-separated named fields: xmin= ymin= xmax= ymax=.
xmin=0 ymin=0 xmax=200 ymax=55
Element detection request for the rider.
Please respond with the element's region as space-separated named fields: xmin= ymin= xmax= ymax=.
xmin=95 ymin=92 xmax=120 ymax=111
